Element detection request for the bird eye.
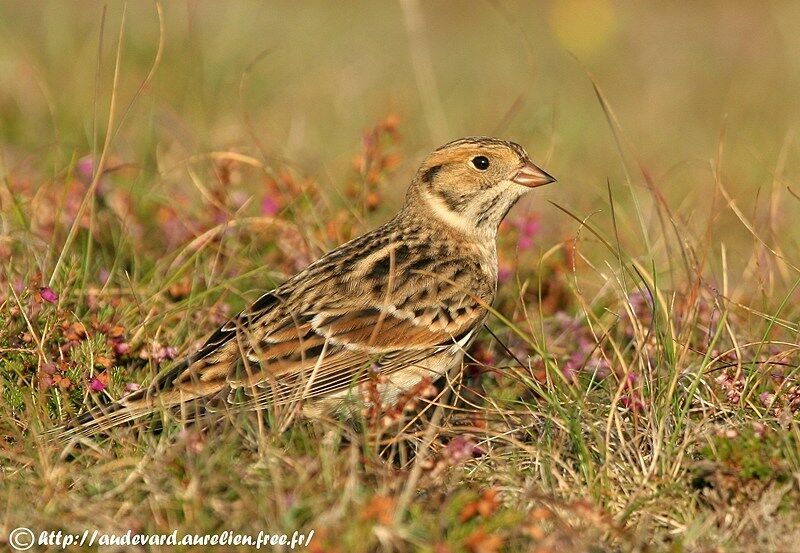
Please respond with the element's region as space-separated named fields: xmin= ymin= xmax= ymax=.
xmin=471 ymin=155 xmax=490 ymax=171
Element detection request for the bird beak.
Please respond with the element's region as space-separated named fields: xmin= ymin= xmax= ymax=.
xmin=511 ymin=160 xmax=556 ymax=188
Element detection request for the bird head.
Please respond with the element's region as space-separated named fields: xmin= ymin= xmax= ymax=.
xmin=405 ymin=136 xmax=555 ymax=237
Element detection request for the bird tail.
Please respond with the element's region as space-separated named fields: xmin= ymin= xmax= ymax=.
xmin=45 ymin=399 xmax=158 ymax=443
xmin=45 ymin=355 xmax=224 ymax=442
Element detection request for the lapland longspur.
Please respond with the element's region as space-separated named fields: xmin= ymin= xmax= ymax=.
xmin=60 ymin=136 xmax=555 ymax=438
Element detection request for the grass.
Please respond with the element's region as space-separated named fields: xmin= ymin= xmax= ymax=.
xmin=2 ymin=2 xmax=800 ymax=551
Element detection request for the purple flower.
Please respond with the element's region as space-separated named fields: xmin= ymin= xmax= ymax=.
xmin=89 ymin=378 xmax=106 ymax=392
xmin=40 ymin=287 xmax=58 ymax=303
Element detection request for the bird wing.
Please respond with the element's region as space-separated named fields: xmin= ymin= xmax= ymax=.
xmin=148 ymin=247 xmax=490 ymax=410
xmin=158 ymin=294 xmax=485 ymax=409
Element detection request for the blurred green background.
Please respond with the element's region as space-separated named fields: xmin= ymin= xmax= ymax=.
xmin=1 ymin=0 xmax=799 ymax=281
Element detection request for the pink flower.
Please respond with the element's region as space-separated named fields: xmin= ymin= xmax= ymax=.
xmin=562 ymin=351 xmax=583 ymax=382
xmin=76 ymin=155 xmax=108 ymax=196
xmin=520 ymin=216 xmax=540 ymax=237
xmin=113 ymin=341 xmax=131 ymax=356
xmin=40 ymin=287 xmax=58 ymax=303
xmin=208 ymin=303 xmax=231 ymax=326
xmin=89 ymin=378 xmax=106 ymax=392
xmin=214 ymin=209 xmax=229 ymax=225
xmin=39 ymin=363 xmax=56 ymax=390
xmin=498 ymin=263 xmax=513 ymax=283
xmin=261 ymin=195 xmax=279 ymax=216
xmin=513 ymin=214 xmax=540 ymax=251
xmin=161 ymin=346 xmax=178 ymax=361
xmin=140 ymin=342 xmax=179 ymax=363
xmin=590 ymin=358 xmax=611 ymax=379
xmin=444 ymin=435 xmax=486 ymax=463
xmin=39 ymin=374 xmax=54 ymax=391
xmin=620 ymin=392 xmax=645 ymax=412
xmin=76 ymin=155 xmax=95 ymax=184
xmin=124 ymin=382 xmax=141 ymax=394
xmin=160 ymin=213 xmax=191 ymax=250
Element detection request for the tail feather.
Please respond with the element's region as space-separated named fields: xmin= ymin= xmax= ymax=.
xmin=46 ymin=356 xmax=229 ymax=442
xmin=46 ymin=401 xmax=158 ymax=442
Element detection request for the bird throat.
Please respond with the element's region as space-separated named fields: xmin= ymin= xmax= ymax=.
xmin=419 ymin=185 xmax=524 ymax=239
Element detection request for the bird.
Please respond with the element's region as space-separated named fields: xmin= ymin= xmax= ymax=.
xmin=54 ymin=136 xmax=555 ymax=439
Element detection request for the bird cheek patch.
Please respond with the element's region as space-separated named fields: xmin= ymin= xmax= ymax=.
xmin=420 ymin=164 xmax=442 ymax=184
